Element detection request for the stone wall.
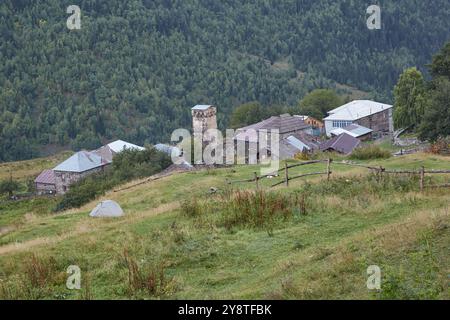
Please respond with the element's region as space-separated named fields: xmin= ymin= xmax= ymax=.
xmin=35 ymin=183 xmax=56 ymax=194
xmin=355 ymin=108 xmax=392 ymax=133
xmin=192 ymin=107 xmax=217 ymax=142
xmin=54 ymin=166 xmax=106 ymax=194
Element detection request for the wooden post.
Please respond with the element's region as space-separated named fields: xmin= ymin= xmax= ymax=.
xmin=285 ymin=162 xmax=289 ymax=187
xmin=254 ymin=172 xmax=259 ymax=190
xmin=327 ymin=158 xmax=332 ymax=181
xmin=420 ymin=166 xmax=425 ymax=192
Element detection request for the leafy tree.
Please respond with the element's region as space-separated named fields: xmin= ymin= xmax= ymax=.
xmin=0 ymin=179 xmax=20 ymax=198
xmin=429 ymin=42 xmax=450 ymax=79
xmin=298 ymin=89 xmax=343 ymax=120
xmin=418 ymin=77 xmax=450 ymax=141
xmin=229 ymin=102 xmax=266 ymax=129
xmin=393 ymin=68 xmax=426 ymax=129
xmin=2 ymin=1 xmax=450 ymax=161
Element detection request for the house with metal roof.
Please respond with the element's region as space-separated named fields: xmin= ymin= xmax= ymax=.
xmin=34 ymin=169 xmax=57 ymax=195
xmin=324 ymin=100 xmax=393 ymax=137
xmin=233 ymin=114 xmax=314 ymax=162
xmin=107 ymin=140 xmax=145 ymax=153
xmin=234 ymin=114 xmax=313 ymax=142
xmin=330 ymin=124 xmax=373 ymax=141
xmin=52 ymin=151 xmax=110 ymax=194
xmin=34 ymin=139 xmax=146 ymax=195
xmin=319 ymin=133 xmax=361 ymax=155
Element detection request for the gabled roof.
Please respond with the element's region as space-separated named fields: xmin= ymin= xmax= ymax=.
xmin=235 ymin=114 xmax=311 ymax=140
xmin=34 ymin=169 xmax=56 ymax=185
xmin=192 ymin=105 xmax=214 ymax=111
xmin=324 ymin=100 xmax=393 ymax=121
xmin=288 ymin=132 xmax=320 ymax=150
xmin=330 ymin=124 xmax=373 ymax=138
xmin=154 ymin=143 xmax=182 ymax=157
xmin=107 ymin=140 xmax=145 ymax=153
xmin=53 ymin=151 xmax=106 ymax=173
xmin=319 ymin=133 xmax=361 ymax=154
xmin=92 ymin=145 xmax=115 ymax=164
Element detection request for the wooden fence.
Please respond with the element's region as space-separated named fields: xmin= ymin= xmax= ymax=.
xmin=226 ymin=159 xmax=450 ymax=191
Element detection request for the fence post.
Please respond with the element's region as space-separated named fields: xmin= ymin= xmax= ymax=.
xmin=420 ymin=166 xmax=425 ymax=192
xmin=254 ymin=172 xmax=259 ymax=190
xmin=327 ymin=158 xmax=332 ymax=181
xmin=285 ymin=162 xmax=289 ymax=187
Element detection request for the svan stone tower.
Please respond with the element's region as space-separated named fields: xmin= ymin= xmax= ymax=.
xmin=191 ymin=105 xmax=217 ymax=164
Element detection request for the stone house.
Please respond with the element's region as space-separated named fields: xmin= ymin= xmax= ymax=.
xmin=34 ymin=169 xmax=57 ymax=195
xmin=53 ymin=151 xmax=110 ymax=194
xmin=233 ymin=114 xmax=314 ymax=163
xmin=34 ymin=140 xmax=145 ymax=195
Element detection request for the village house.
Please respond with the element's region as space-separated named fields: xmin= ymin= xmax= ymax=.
xmin=319 ymin=133 xmax=361 ymax=155
xmin=324 ymin=100 xmax=393 ymax=138
xmin=329 ymin=123 xmax=373 ymax=141
xmin=295 ymin=115 xmax=324 ymax=136
xmin=234 ymin=114 xmax=314 ymax=162
xmin=53 ymin=151 xmax=110 ymax=194
xmin=270 ymin=132 xmax=320 ymax=160
xmin=34 ymin=140 xmax=145 ymax=195
xmin=34 ymin=169 xmax=57 ymax=195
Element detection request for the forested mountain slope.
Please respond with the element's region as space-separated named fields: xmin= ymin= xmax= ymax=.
xmin=1 ymin=0 xmax=449 ymax=161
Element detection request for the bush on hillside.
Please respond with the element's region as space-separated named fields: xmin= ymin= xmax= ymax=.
xmin=349 ymin=145 xmax=391 ymax=160
xmin=428 ymin=137 xmax=450 ymax=155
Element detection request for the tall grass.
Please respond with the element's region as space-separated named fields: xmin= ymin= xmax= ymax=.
xmin=350 ymin=145 xmax=391 ymax=160
xmin=181 ymin=190 xmax=308 ymax=233
xmin=0 ymin=254 xmax=60 ymax=300
xmin=121 ymin=249 xmax=172 ymax=298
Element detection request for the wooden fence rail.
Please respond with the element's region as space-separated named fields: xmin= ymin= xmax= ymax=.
xmin=226 ymin=158 xmax=450 ymax=192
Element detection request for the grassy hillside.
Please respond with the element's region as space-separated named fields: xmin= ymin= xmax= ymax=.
xmin=0 ymin=153 xmax=449 ymax=299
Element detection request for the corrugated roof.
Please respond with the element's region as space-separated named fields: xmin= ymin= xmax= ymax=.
xmin=192 ymin=105 xmax=214 ymax=111
xmin=235 ymin=114 xmax=311 ymax=140
xmin=107 ymin=140 xmax=145 ymax=153
xmin=319 ymin=133 xmax=361 ymax=154
xmin=285 ymin=136 xmax=311 ymax=151
xmin=34 ymin=169 xmax=56 ymax=185
xmin=330 ymin=124 xmax=373 ymax=138
xmin=53 ymin=151 xmax=105 ymax=173
xmin=288 ymin=132 xmax=320 ymax=150
xmin=324 ymin=100 xmax=393 ymax=121
xmin=154 ymin=144 xmax=182 ymax=157
xmin=92 ymin=145 xmax=115 ymax=164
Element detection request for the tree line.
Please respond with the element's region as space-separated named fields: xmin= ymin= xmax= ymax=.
xmin=1 ymin=0 xmax=450 ymax=161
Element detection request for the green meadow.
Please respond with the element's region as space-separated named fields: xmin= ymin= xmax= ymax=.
xmin=0 ymin=152 xmax=449 ymax=300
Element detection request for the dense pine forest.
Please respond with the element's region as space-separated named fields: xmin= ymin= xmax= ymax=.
xmin=1 ymin=0 xmax=450 ymax=161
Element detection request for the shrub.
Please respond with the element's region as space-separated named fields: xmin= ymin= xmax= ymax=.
xmin=294 ymin=151 xmax=311 ymax=161
xmin=428 ymin=137 xmax=450 ymax=155
xmin=349 ymin=145 xmax=391 ymax=160
xmin=181 ymin=198 xmax=202 ymax=218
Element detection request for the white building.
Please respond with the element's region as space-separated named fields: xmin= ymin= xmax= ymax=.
xmin=323 ymin=100 xmax=394 ymax=137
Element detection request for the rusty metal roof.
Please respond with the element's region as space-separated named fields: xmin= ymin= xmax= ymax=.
xmin=319 ymin=133 xmax=361 ymax=154
xmin=236 ymin=114 xmax=311 ymax=138
xmin=34 ymin=169 xmax=56 ymax=185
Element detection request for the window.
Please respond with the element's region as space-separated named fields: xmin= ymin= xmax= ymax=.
xmin=332 ymin=120 xmax=353 ymax=128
